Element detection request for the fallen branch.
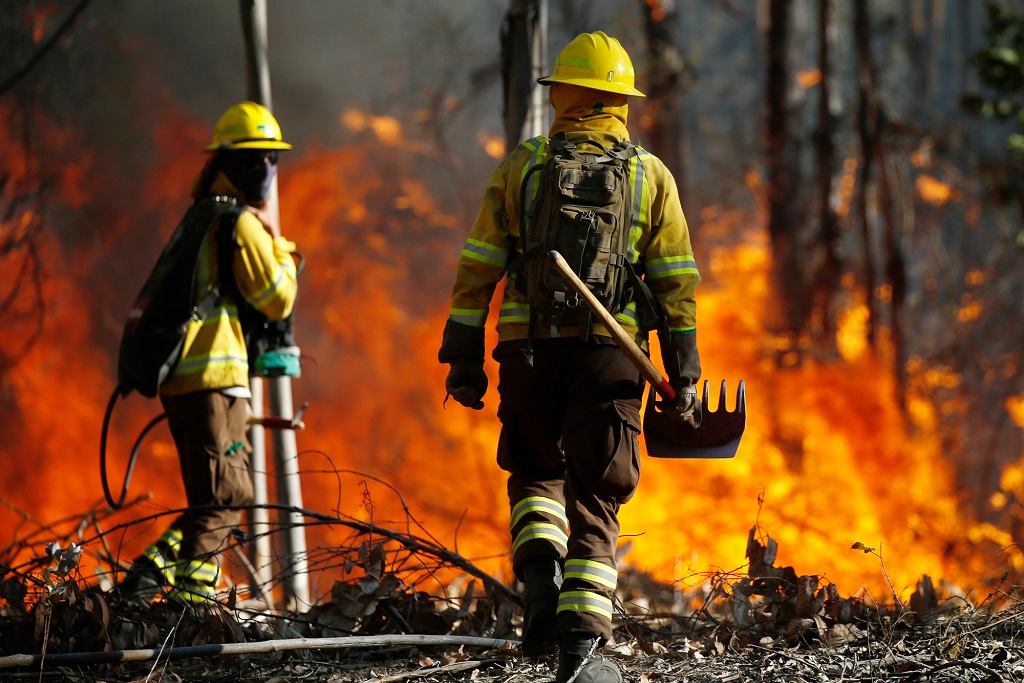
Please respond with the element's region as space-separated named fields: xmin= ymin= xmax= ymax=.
xmin=0 ymin=634 xmax=517 ymax=670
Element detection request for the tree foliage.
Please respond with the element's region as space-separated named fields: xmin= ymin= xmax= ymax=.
xmin=963 ymin=1 xmax=1024 ymax=216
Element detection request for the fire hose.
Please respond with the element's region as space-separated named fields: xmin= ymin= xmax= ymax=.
xmin=99 ymin=385 xmax=307 ymax=509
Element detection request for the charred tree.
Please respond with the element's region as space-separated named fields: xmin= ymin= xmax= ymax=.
xmin=501 ymin=0 xmax=536 ymax=151
xmin=854 ymin=0 xmax=906 ymax=410
xmin=810 ymin=0 xmax=840 ymax=346
xmin=640 ymin=0 xmax=687 ymax=188
xmin=853 ymin=0 xmax=878 ymax=350
xmin=765 ymin=0 xmax=806 ymax=355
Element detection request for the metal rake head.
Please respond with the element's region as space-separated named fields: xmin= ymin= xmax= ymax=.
xmin=643 ymin=379 xmax=747 ymax=459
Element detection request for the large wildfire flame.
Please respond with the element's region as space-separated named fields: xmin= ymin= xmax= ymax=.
xmin=0 ymin=98 xmax=1013 ymax=606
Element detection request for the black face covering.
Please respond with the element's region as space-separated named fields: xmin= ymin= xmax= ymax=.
xmin=220 ymin=149 xmax=278 ymax=203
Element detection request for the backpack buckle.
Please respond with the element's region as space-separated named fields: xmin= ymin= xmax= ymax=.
xmin=550 ymin=292 xmax=567 ymax=336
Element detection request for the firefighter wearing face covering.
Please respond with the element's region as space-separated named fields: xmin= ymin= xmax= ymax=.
xmin=118 ymin=102 xmax=298 ymax=605
xmin=439 ymin=33 xmax=701 ymax=683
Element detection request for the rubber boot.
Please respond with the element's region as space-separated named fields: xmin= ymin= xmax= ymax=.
xmin=556 ymin=636 xmax=621 ymax=683
xmin=520 ymin=558 xmax=562 ymax=657
xmin=116 ymin=557 xmax=165 ymax=604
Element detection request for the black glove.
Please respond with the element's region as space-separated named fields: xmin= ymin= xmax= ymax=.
xmin=659 ymin=331 xmax=702 ymax=425
xmin=438 ymin=320 xmax=485 ymax=365
xmin=664 ymin=382 xmax=701 ymax=426
xmin=659 ymin=331 xmax=701 ymax=387
xmin=446 ymin=363 xmax=488 ymax=410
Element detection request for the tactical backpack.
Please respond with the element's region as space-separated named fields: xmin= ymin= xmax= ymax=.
xmin=511 ymin=132 xmax=659 ymax=337
xmin=117 ymin=196 xmax=242 ymax=398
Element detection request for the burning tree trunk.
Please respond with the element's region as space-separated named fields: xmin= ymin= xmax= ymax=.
xmin=640 ymin=0 xmax=687 ymax=187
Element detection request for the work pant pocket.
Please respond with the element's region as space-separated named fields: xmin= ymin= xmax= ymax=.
xmin=211 ymin=446 xmax=255 ymax=508
xmin=564 ymin=399 xmax=641 ymax=503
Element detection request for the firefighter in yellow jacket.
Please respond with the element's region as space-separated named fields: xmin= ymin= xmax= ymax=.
xmin=439 ymin=33 xmax=701 ymax=683
xmin=119 ymin=102 xmax=298 ymax=605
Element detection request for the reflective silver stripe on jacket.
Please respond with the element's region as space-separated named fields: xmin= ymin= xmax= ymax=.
xmin=448 ymin=306 xmax=488 ymax=327
xmin=627 ymin=148 xmax=650 ymax=265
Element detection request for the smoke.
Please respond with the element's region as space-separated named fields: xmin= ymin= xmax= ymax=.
xmin=1 ymin=1 xmax=1017 ymax=600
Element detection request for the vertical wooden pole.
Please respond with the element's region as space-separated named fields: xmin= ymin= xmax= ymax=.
xmin=239 ymin=0 xmax=310 ymax=612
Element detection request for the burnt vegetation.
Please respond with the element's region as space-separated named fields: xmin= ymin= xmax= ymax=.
xmin=1 ymin=494 xmax=1024 ymax=682
xmin=3 ymin=0 xmax=1024 ymax=681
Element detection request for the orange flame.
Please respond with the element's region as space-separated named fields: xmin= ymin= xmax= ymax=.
xmin=796 ymin=69 xmax=823 ymax=89
xmin=916 ymin=174 xmax=958 ymax=206
xmin=0 ymin=102 xmax=1012 ymax=605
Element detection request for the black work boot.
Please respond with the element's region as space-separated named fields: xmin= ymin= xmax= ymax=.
xmin=556 ymin=636 xmax=621 ymax=683
xmin=520 ymin=558 xmax=562 ymax=657
xmin=116 ymin=557 xmax=165 ymax=604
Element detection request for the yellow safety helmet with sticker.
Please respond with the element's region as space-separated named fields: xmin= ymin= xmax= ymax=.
xmin=538 ymin=31 xmax=645 ymax=97
xmin=204 ymin=101 xmax=293 ymax=151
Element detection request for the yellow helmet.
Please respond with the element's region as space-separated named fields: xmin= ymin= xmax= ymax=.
xmin=538 ymin=31 xmax=645 ymax=97
xmin=204 ymin=101 xmax=293 ymax=151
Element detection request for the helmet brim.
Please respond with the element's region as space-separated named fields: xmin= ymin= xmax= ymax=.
xmin=538 ymin=75 xmax=645 ymax=97
xmin=204 ymin=139 xmax=294 ymax=151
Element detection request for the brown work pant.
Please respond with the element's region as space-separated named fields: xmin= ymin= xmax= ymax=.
xmin=160 ymin=390 xmax=254 ymax=562
xmin=495 ymin=337 xmax=644 ymax=640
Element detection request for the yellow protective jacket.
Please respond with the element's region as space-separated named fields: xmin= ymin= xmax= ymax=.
xmin=159 ymin=173 xmax=298 ymax=396
xmin=444 ymin=87 xmax=699 ymax=349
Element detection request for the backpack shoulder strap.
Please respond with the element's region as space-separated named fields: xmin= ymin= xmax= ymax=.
xmin=186 ymin=196 xmax=241 ymax=320
xmin=549 ymin=131 xmax=583 ymax=160
xmin=175 ymin=196 xmax=239 ymax=324
xmin=607 ymin=140 xmax=637 ymax=161
xmin=211 ymin=197 xmax=243 ymax=295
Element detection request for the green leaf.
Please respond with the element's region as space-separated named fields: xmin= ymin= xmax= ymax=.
xmin=992 ymin=46 xmax=1022 ymax=66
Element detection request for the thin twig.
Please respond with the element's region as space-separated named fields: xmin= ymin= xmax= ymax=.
xmin=231 ymin=544 xmax=275 ymax=610
xmin=0 ymin=0 xmax=95 ymax=97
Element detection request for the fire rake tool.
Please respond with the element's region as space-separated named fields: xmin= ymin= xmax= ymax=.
xmin=547 ymin=250 xmax=746 ymax=459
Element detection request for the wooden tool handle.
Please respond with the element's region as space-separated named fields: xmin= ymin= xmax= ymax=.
xmin=547 ymin=251 xmax=676 ymax=401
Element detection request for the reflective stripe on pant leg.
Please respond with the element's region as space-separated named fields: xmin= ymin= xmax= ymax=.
xmin=509 ymin=487 xmax=569 ymax=574
xmin=511 ymin=496 xmax=568 ymax=530
xmin=142 ymin=528 xmax=184 ymax=585
xmin=556 ymin=590 xmax=614 ymax=621
xmin=512 ymin=521 xmax=568 ymax=557
xmin=558 ymin=559 xmax=618 ymax=635
xmin=170 ymin=558 xmax=220 ymax=604
xmin=564 ymin=559 xmax=617 ymax=590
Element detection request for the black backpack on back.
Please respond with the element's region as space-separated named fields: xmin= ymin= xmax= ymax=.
xmin=117 ymin=196 xmax=242 ymax=397
xmin=512 ymin=132 xmax=657 ymax=336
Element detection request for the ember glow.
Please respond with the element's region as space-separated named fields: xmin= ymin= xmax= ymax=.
xmin=0 ymin=101 xmax=1011 ymax=605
